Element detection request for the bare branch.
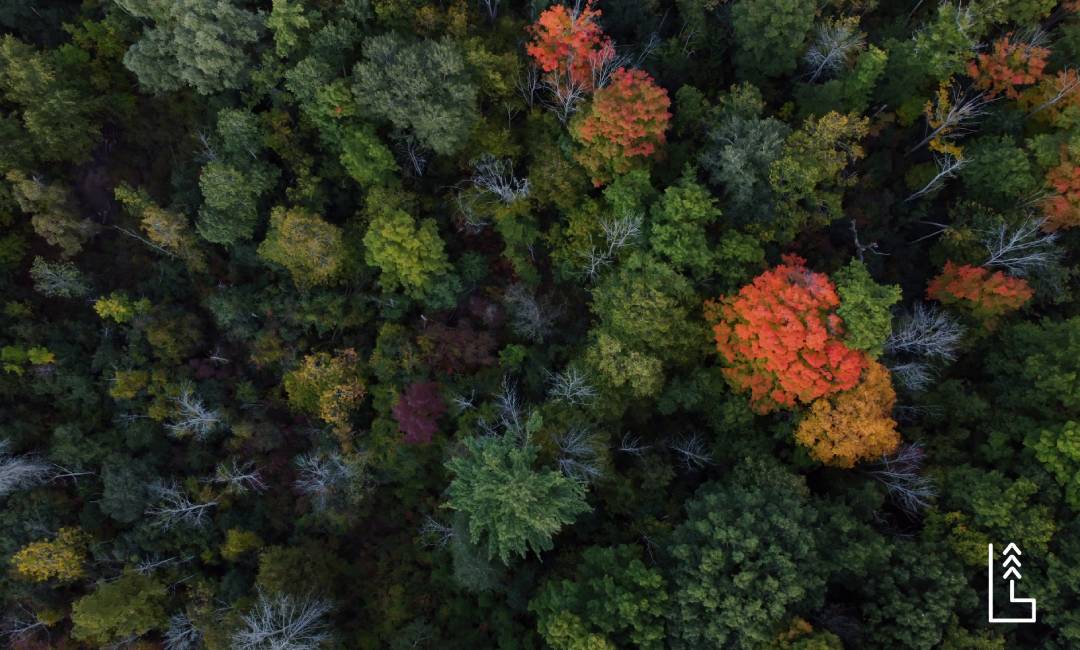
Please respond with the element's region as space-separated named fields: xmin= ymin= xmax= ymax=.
xmin=905 ymin=153 xmax=966 ymax=201
xmin=981 ymin=217 xmax=1060 ymax=277
xmin=146 ymin=481 xmax=217 ymax=530
xmin=293 ymin=452 xmax=357 ymax=513
xmin=546 ymin=366 xmax=597 ymax=406
xmin=580 ymin=211 xmax=643 ymax=280
xmin=0 ymin=442 xmax=53 ymax=498
xmin=884 ymin=304 xmax=964 ymax=361
xmin=866 ymin=443 xmax=936 ymax=517
xmin=470 ymin=154 xmax=529 ymax=204
xmin=671 ymin=434 xmax=712 ymax=471
xmin=210 ymin=460 xmax=268 ymax=494
xmin=165 ymin=388 xmax=222 ymax=441
xmin=804 ymin=20 xmax=864 ymax=82
xmin=617 ymin=433 xmax=650 ymax=456
xmin=911 ymin=87 xmax=990 ymax=154
xmin=232 ymin=592 xmax=333 ymax=650
xmin=419 ymin=515 xmax=455 ymax=549
xmin=554 ymin=426 xmax=602 ymax=483
xmin=164 ymin=612 xmax=202 ymax=650
xmin=504 ymin=284 xmax=562 ymax=343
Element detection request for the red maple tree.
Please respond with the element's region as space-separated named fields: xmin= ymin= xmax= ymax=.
xmin=525 ymin=0 xmax=613 ymax=90
xmin=1043 ymin=153 xmax=1080 ymax=230
xmin=571 ymin=67 xmax=672 ymax=186
xmin=967 ymin=34 xmax=1049 ymax=99
xmin=393 ymin=382 xmax=447 ymax=445
xmin=926 ymin=261 xmax=1033 ymax=324
xmin=705 ymin=255 xmax=868 ymax=414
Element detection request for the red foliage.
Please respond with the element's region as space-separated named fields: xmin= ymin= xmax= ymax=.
xmin=706 ymin=255 xmax=869 ymax=414
xmin=1043 ymin=153 xmax=1080 ymax=230
xmin=525 ymin=0 xmax=613 ymax=89
xmin=393 ymin=381 xmax=447 ymax=445
xmin=571 ymin=67 xmax=672 ymax=186
xmin=967 ymin=34 xmax=1049 ymax=99
xmin=926 ymin=261 xmax=1033 ymax=324
xmin=419 ymin=321 xmax=496 ymax=375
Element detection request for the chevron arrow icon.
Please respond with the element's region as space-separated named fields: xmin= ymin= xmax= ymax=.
xmin=1003 ymin=543 xmax=1022 ymax=556
xmin=1003 ymin=567 xmax=1022 ymax=581
xmin=1003 ymin=555 xmax=1022 ymax=568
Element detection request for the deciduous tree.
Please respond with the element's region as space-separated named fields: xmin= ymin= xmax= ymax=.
xmin=258 ymin=206 xmax=345 ymax=290
xmin=926 ymin=261 xmax=1033 ymax=325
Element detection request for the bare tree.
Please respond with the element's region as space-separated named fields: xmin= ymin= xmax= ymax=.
xmin=30 ymin=256 xmax=90 ymax=298
xmin=0 ymin=440 xmax=53 ymax=498
xmin=494 ymin=376 xmax=525 ymax=439
xmin=293 ymin=452 xmax=356 ymax=512
xmin=981 ymin=217 xmax=1060 ymax=277
xmin=617 ymin=433 xmax=650 ymax=456
xmin=166 ymin=388 xmax=222 ymax=440
xmin=541 ymin=65 xmax=588 ymax=124
xmin=210 ymin=460 xmax=267 ymax=494
xmin=888 ymin=361 xmax=935 ymax=393
xmin=146 ymin=481 xmax=217 ymax=530
xmin=419 ymin=515 xmax=455 ymax=548
xmin=804 ymin=20 xmax=864 ymax=82
xmin=1 ymin=606 xmax=48 ymax=645
xmin=581 ymin=211 xmax=644 ymax=280
xmin=393 ymin=135 xmax=429 ymax=177
xmin=232 ymin=592 xmax=333 ymax=650
xmin=163 ymin=613 xmax=202 ymax=650
xmin=884 ymin=304 xmax=964 ymax=361
xmin=547 ymin=366 xmax=597 ymax=406
xmin=910 ymin=86 xmax=990 ymax=154
xmin=866 ymin=443 xmax=936 ymax=517
xmin=504 ymin=284 xmax=561 ymax=343
xmin=450 ymin=390 xmax=476 ymax=413
xmin=470 ymin=155 xmax=529 ymax=204
xmin=671 ymin=434 xmax=712 ymax=471
xmin=516 ymin=65 xmax=542 ymax=108
xmin=905 ymin=153 xmax=966 ymax=202
xmin=478 ymin=0 xmax=500 ymax=21
xmin=554 ymin=426 xmax=602 ymax=483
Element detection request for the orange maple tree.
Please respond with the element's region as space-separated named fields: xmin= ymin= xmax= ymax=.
xmin=525 ymin=0 xmax=613 ymax=89
xmin=705 ymin=254 xmax=868 ymax=414
xmin=967 ymin=33 xmax=1049 ymax=99
xmin=1043 ymin=152 xmax=1080 ymax=230
xmin=1018 ymin=69 xmax=1080 ymax=125
xmin=926 ymin=261 xmax=1033 ymax=323
xmin=795 ymin=360 xmax=901 ymax=468
xmin=571 ymin=67 xmax=672 ymax=186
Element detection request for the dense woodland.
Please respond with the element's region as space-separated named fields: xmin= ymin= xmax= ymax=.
xmin=4 ymin=0 xmax=1080 ymax=648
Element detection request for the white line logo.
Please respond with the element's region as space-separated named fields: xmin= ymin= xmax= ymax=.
xmin=988 ymin=543 xmax=1036 ymax=623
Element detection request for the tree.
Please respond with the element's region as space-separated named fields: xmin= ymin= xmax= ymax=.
xmin=114 ymin=183 xmax=206 ymax=272
xmin=117 ymin=0 xmax=264 ymax=95
xmin=258 ymin=206 xmax=345 ymax=290
xmin=1031 ymin=420 xmax=1080 ymax=510
xmin=339 ymin=125 xmax=397 ymax=188
xmin=445 ymin=434 xmax=590 ymax=564
xmin=571 ymin=68 xmax=671 ymax=186
xmin=392 ymin=381 xmax=446 ymax=445
xmin=667 ymin=459 xmax=827 ymax=650
xmin=353 ymin=34 xmax=478 ymax=155
xmin=706 ymin=255 xmax=868 ymax=414
xmin=525 ymin=0 xmax=612 ymax=89
xmin=232 ymin=591 xmax=333 ymax=650
xmin=833 ymin=259 xmax=901 ymax=358
xmin=768 ymin=112 xmax=868 ymax=241
xmin=362 ymin=197 xmax=457 ymax=306
xmin=283 ymin=349 xmax=366 ymax=441
xmin=967 ymin=33 xmax=1049 ymax=99
xmin=648 ymin=175 xmax=722 ymax=278
xmin=10 ymin=526 xmax=87 ymax=583
xmin=196 ymin=161 xmax=275 ymax=245
xmin=29 ymin=256 xmax=89 ymax=297
xmin=795 ymin=360 xmax=902 ymax=468
xmin=0 ymin=440 xmax=52 ymax=497
xmin=529 ymin=545 xmax=667 ymax=650
xmin=1043 ymin=152 xmax=1080 ymax=230
xmin=70 ymin=570 xmax=168 ymax=645
xmin=6 ymin=170 xmax=98 ymax=257
xmin=731 ymin=0 xmax=816 ymax=82
xmin=926 ymin=261 xmax=1033 ymax=325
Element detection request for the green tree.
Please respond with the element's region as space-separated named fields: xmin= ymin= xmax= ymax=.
xmin=834 ymin=259 xmax=901 ymax=358
xmin=7 ymin=170 xmax=98 ymax=257
xmin=648 ymin=176 xmax=722 ymax=278
xmin=731 ymin=0 xmax=816 ymax=82
xmin=196 ymin=161 xmax=276 ymax=245
xmin=353 ymin=34 xmax=478 ymax=155
xmin=445 ymin=434 xmax=590 ymax=565
xmin=530 ymin=545 xmax=667 ymax=650
xmin=339 ymin=124 xmax=397 ymax=187
xmin=70 ymin=570 xmax=168 ymax=645
xmin=117 ymin=0 xmax=265 ymax=95
xmin=258 ymin=206 xmax=345 ymax=290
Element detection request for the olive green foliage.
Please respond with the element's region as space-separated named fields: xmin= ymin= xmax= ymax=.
xmin=445 ymin=434 xmax=590 ymax=565
xmin=196 ymin=161 xmax=276 ymax=245
xmin=960 ymin=136 xmax=1038 ymax=209
xmin=731 ymin=0 xmax=816 ymax=82
xmin=339 ymin=125 xmax=398 ymax=187
xmin=70 ymin=570 xmax=167 ymax=645
xmin=530 ymin=545 xmax=667 ymax=650
xmin=258 ymin=206 xmax=345 ymax=289
xmin=1032 ymin=421 xmax=1080 ymax=510
xmin=353 ymin=33 xmax=478 ymax=155
xmin=648 ymin=176 xmax=722 ymax=278
xmin=834 ymin=259 xmax=901 ymax=358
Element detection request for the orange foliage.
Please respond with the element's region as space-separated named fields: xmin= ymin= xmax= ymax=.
xmin=926 ymin=261 xmax=1033 ymax=323
xmin=525 ymin=0 xmax=613 ymax=89
xmin=1043 ymin=153 xmax=1080 ymax=230
xmin=795 ymin=360 xmax=901 ymax=468
xmin=967 ymin=34 xmax=1049 ymax=99
xmin=706 ymin=255 xmax=869 ymax=414
xmin=1018 ymin=69 xmax=1080 ymax=125
xmin=571 ymin=67 xmax=671 ymax=186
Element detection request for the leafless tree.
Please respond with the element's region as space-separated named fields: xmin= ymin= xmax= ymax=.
xmin=393 ymin=135 xmax=428 ymax=177
xmin=884 ymin=303 xmax=964 ymax=361
xmin=450 ymin=390 xmax=476 ymax=413
xmin=232 ymin=591 xmax=333 ymax=650
xmin=981 ymin=217 xmax=1060 ymax=277
xmin=0 ymin=440 xmax=53 ymax=498
xmin=293 ymin=452 xmax=355 ymax=513
xmin=454 ymin=191 xmax=492 ymax=234
xmin=866 ymin=443 xmax=936 ymax=517
xmin=478 ymin=0 xmax=500 ymax=21
xmin=166 ymin=388 xmax=222 ymax=440
xmin=517 ymin=65 xmax=542 ymax=108
xmin=163 ymin=612 xmax=202 ymax=650
xmin=911 ymin=86 xmax=990 ymax=153
xmin=30 ymin=256 xmax=90 ymax=298
xmin=1 ymin=606 xmax=48 ymax=644
xmin=888 ymin=361 xmax=935 ymax=393
xmin=210 ymin=460 xmax=267 ymax=494
xmin=135 ymin=555 xmax=188 ymax=576
xmin=554 ymin=426 xmax=602 ymax=483
xmin=541 ymin=65 xmax=588 ymax=124
xmin=581 ymin=211 xmax=644 ymax=280
xmin=547 ymin=366 xmax=597 ymax=406
xmin=671 ymin=434 xmax=712 ymax=471
xmin=906 ymin=153 xmax=967 ymax=201
xmin=804 ymin=20 xmax=864 ymax=82
xmin=617 ymin=433 xmax=650 ymax=456
xmin=1028 ymin=67 xmax=1080 ymax=116
xmin=471 ymin=155 xmax=529 ymax=204
xmin=495 ymin=376 xmax=525 ymax=439
xmin=146 ymin=481 xmax=217 ymax=530
xmin=419 ymin=515 xmax=455 ymax=548
xmin=504 ymin=284 xmax=562 ymax=343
